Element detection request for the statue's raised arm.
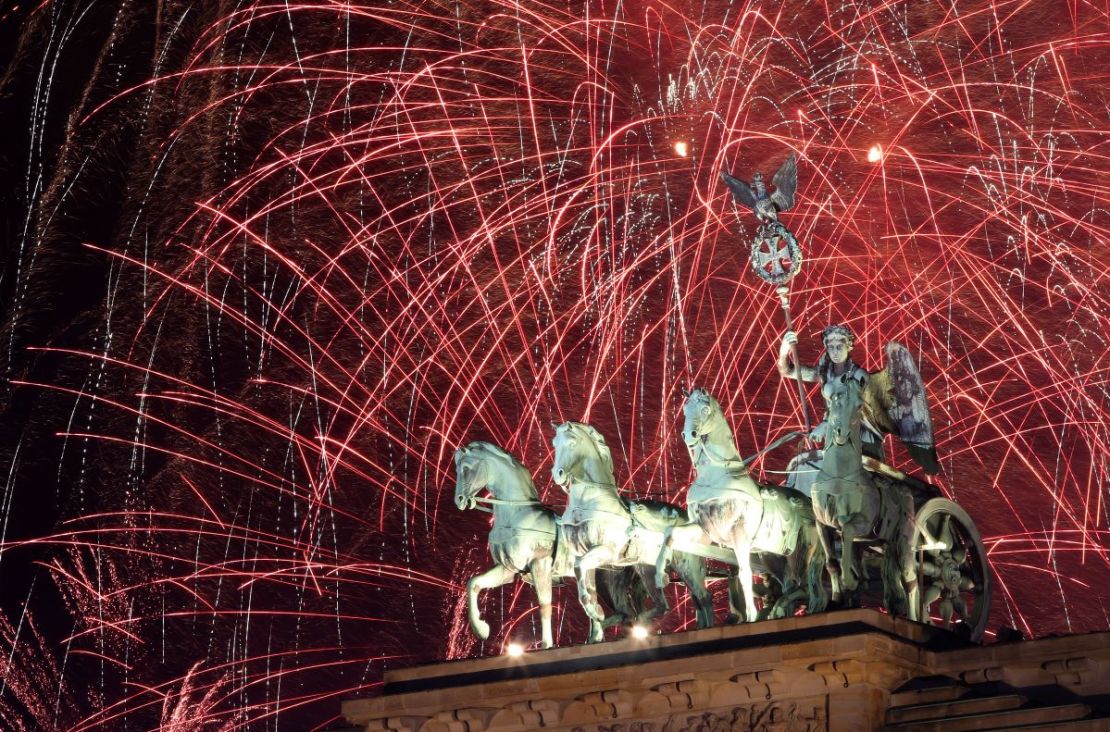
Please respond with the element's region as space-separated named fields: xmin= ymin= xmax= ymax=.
xmin=779 ymin=325 xmax=872 ymax=452
xmin=777 ymin=330 xmax=818 ymax=383
xmin=861 ymin=342 xmax=941 ymax=474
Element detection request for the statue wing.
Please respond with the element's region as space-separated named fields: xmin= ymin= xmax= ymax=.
xmin=720 ymin=170 xmax=757 ymax=209
xmin=862 ymin=342 xmax=940 ymax=474
xmin=769 ymin=153 xmax=797 ymax=213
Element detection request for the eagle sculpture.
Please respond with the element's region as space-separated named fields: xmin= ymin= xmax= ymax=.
xmin=721 ymin=153 xmax=798 ymax=224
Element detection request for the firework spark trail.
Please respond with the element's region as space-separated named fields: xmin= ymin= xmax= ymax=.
xmin=0 ymin=0 xmax=1108 ymax=728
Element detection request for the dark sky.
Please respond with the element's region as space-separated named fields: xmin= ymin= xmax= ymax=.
xmin=1 ymin=1 xmax=1108 ymax=730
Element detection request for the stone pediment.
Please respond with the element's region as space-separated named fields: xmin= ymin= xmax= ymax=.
xmin=341 ymin=610 xmax=1110 ymax=731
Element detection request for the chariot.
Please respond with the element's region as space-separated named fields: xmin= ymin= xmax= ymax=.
xmin=785 ymin=447 xmax=992 ymax=641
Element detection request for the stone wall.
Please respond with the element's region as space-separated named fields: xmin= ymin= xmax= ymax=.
xmin=342 ymin=609 xmax=1110 ymax=731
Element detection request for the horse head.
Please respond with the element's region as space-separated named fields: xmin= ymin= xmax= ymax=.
xmin=454 ymin=443 xmax=491 ymax=510
xmin=455 ymin=441 xmax=537 ymax=508
xmin=551 ymin=421 xmax=614 ymax=488
xmin=682 ymin=387 xmax=721 ymax=447
xmin=825 ymin=374 xmax=864 ymax=447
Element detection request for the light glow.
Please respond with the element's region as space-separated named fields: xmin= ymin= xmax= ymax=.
xmin=1 ymin=2 xmax=1106 ymax=729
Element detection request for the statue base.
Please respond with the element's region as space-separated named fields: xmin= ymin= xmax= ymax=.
xmin=341 ymin=609 xmax=1110 ymax=731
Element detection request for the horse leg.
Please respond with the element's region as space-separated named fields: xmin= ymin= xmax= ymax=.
xmin=598 ymin=568 xmax=641 ymax=629
xmin=636 ymin=565 xmax=668 ymax=624
xmin=816 ymin=523 xmax=842 ymax=604
xmin=676 ymin=553 xmax=714 ymax=629
xmin=763 ymin=554 xmax=801 ymax=619
xmin=881 ymin=541 xmax=908 ymax=618
xmin=658 ymin=522 xmax=707 ymax=590
xmin=655 ymin=525 xmax=674 ymax=591
xmin=730 ymin=530 xmax=758 ymax=623
xmin=576 ymin=547 xmax=618 ymax=643
xmin=839 ymin=520 xmax=861 ymax=594
xmin=531 ymin=556 xmax=554 ymax=648
xmin=895 ymin=494 xmax=919 ymax=621
xmin=579 ymin=565 xmax=604 ymax=643
xmin=467 ymin=564 xmax=516 ymax=641
xmin=726 ymin=566 xmax=744 ymax=624
xmin=779 ymin=552 xmax=810 ymax=618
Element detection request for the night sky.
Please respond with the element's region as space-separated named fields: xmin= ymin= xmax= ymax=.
xmin=1 ymin=1 xmax=1108 ymax=730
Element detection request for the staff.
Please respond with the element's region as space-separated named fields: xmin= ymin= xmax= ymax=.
xmin=720 ymin=154 xmax=812 ymax=441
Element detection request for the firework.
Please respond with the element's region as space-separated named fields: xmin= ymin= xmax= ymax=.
xmin=0 ymin=1 xmax=1107 ymax=729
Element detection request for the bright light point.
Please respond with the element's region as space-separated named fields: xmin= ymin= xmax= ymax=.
xmin=673 ymin=141 xmax=688 ymax=157
xmin=631 ymin=625 xmax=650 ymax=640
xmin=506 ymin=643 xmax=525 ymax=657
xmin=867 ymin=145 xmax=883 ymax=163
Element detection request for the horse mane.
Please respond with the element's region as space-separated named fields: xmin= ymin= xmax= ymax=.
xmin=630 ymin=498 xmax=688 ymax=525
xmin=688 ymin=387 xmax=726 ymax=432
xmin=463 ymin=441 xmax=538 ymax=497
xmin=565 ymin=422 xmax=615 ymax=477
xmin=689 ymin=387 xmax=719 ymax=411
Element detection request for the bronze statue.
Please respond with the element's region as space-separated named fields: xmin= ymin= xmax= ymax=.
xmin=778 ymin=326 xmax=939 ymax=473
xmin=454 ymin=442 xmax=648 ymax=648
xmin=550 ymin=422 xmax=719 ymax=642
xmin=721 ymin=153 xmax=798 ymax=225
xmin=655 ymin=387 xmax=829 ymax=623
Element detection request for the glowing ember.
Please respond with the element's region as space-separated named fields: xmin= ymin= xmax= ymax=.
xmin=0 ymin=1 xmax=1105 ymax=730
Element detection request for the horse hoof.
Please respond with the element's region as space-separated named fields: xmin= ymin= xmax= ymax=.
xmin=725 ymin=613 xmax=743 ymax=625
xmin=473 ymin=620 xmax=490 ymax=640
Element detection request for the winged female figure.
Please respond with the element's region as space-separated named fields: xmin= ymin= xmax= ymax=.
xmin=778 ymin=324 xmax=939 ymax=474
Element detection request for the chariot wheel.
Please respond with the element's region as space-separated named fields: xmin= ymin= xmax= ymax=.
xmin=912 ymin=498 xmax=991 ymax=642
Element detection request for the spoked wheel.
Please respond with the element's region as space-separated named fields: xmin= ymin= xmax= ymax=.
xmin=913 ymin=498 xmax=991 ymax=642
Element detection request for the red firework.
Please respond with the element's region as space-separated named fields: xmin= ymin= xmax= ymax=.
xmin=0 ymin=1 xmax=1107 ymax=729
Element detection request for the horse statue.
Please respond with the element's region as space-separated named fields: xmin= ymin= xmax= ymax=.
xmin=655 ymin=388 xmax=828 ymax=623
xmin=550 ymin=422 xmax=718 ymax=642
xmin=813 ymin=373 xmax=919 ymax=618
xmin=454 ymin=441 xmax=648 ymax=648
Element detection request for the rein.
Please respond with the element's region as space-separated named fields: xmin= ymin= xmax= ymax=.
xmin=471 ymin=495 xmax=542 ymax=507
xmin=462 ymin=494 xmax=544 ymax=514
xmin=691 ymin=435 xmax=746 ymax=469
xmin=560 ymin=476 xmax=618 ymax=492
xmin=741 ymin=431 xmax=806 ymax=466
xmin=558 ymin=476 xmax=636 ymax=524
xmin=457 ymin=456 xmax=544 ymax=511
xmin=465 ymin=493 xmax=556 ymax=536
